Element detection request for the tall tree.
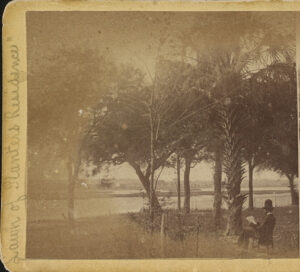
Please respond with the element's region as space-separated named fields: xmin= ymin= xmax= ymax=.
xmin=240 ymin=78 xmax=270 ymax=210
xmin=156 ymin=58 xmax=212 ymax=213
xmin=254 ymin=62 xmax=298 ymax=205
xmin=28 ymin=48 xmax=116 ymax=224
xmin=84 ymin=64 xmax=195 ymax=214
xmin=176 ymin=154 xmax=181 ymax=211
xmin=213 ymin=144 xmax=223 ymax=229
xmin=186 ymin=12 xmax=295 ymax=234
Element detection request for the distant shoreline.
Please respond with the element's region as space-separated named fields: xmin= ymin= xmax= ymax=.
xmin=80 ymin=189 xmax=291 ymax=198
xmin=28 ymin=189 xmax=292 ymax=200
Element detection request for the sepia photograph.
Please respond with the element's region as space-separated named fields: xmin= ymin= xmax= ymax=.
xmin=24 ymin=11 xmax=299 ymax=260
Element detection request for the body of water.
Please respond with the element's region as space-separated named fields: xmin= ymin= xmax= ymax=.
xmin=28 ymin=191 xmax=293 ymax=222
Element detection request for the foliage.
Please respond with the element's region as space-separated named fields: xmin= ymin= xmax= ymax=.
xmin=253 ymin=63 xmax=298 ymax=179
xmin=183 ymin=12 xmax=296 ymax=232
xmin=28 ymin=48 xmax=116 ymax=175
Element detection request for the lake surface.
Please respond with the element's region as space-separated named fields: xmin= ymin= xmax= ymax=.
xmin=28 ymin=191 xmax=293 ymax=222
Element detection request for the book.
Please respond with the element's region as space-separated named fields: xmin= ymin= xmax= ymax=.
xmin=246 ymin=216 xmax=257 ymax=225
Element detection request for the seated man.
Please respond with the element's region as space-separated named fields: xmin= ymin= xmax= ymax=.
xmin=253 ymin=199 xmax=276 ymax=248
xmin=238 ymin=199 xmax=276 ymax=249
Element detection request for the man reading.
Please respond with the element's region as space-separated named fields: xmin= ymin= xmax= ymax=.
xmin=238 ymin=199 xmax=276 ymax=249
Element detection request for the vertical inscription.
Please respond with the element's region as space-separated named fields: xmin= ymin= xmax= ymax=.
xmin=3 ymin=41 xmax=25 ymax=265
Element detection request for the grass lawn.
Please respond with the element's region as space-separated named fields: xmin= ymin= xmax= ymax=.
xmin=26 ymin=206 xmax=299 ymax=259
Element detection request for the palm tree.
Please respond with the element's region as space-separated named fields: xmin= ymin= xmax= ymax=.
xmin=185 ymin=12 xmax=295 ymax=235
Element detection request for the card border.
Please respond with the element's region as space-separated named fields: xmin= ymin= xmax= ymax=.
xmin=2 ymin=1 xmax=300 ymax=271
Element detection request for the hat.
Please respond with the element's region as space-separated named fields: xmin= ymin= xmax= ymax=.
xmin=263 ymin=199 xmax=273 ymax=211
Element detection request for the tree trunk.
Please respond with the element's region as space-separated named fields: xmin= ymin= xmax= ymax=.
xmin=176 ymin=154 xmax=181 ymax=211
xmin=213 ymin=147 xmax=222 ymax=229
xmin=66 ymin=153 xmax=82 ymax=226
xmin=66 ymin=159 xmax=75 ymax=226
xmin=132 ymin=164 xmax=162 ymax=214
xmin=144 ymin=183 xmax=162 ymax=214
xmin=220 ymin=107 xmax=245 ymax=236
xmin=224 ymin=163 xmax=244 ymax=236
xmin=287 ymin=175 xmax=298 ymax=205
xmin=184 ymin=157 xmax=191 ymax=214
xmin=149 ymin=110 xmax=155 ymax=223
xmin=248 ymin=160 xmax=254 ymax=210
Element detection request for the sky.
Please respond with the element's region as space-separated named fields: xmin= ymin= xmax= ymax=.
xmin=27 ymin=11 xmax=296 ymax=184
xmin=27 ymin=11 xmax=195 ymax=75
